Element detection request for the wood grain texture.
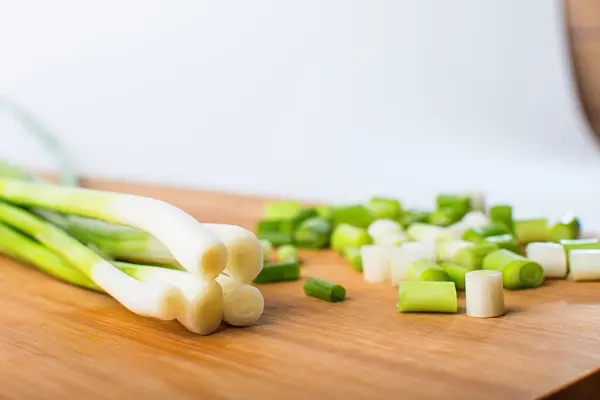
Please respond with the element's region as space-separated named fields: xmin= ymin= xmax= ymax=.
xmin=1 ymin=178 xmax=600 ymax=399
xmin=566 ymin=0 xmax=600 ymax=138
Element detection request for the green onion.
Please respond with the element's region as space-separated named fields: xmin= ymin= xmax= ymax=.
xmin=291 ymin=207 xmax=318 ymax=228
xmin=263 ymin=200 xmax=301 ymax=220
xmin=390 ymin=242 xmax=436 ymax=284
xmin=315 ymin=205 xmax=333 ymax=220
xmin=252 ymin=261 xmax=301 ymax=283
xmin=439 ymin=262 xmax=470 ymax=290
xmin=367 ymin=219 xmax=403 ymax=242
xmin=399 ymin=210 xmax=431 ymax=227
xmin=453 ymin=242 xmax=499 ymax=270
xmin=481 ymin=249 xmax=544 ymax=290
xmin=435 ymin=194 xmax=471 ymax=213
xmin=550 ymin=214 xmax=581 ymax=242
xmin=0 ymin=99 xmax=79 ymax=186
xmin=465 ymin=270 xmax=505 ymax=318
xmin=294 ymin=217 xmax=332 ymax=249
xmin=428 ymin=206 xmax=467 ymax=227
xmin=514 ymin=218 xmax=550 ymax=244
xmin=277 ymin=244 xmax=299 ymax=262
xmin=304 ymin=277 xmax=345 ymax=302
xmin=361 ymin=244 xmax=393 ymax=282
xmin=397 ymin=281 xmax=457 ymax=313
xmin=213 ymin=274 xmax=264 ymax=327
xmin=365 ymin=197 xmax=403 ymax=220
xmin=330 ymin=223 xmax=372 ymax=254
xmin=342 ymin=246 xmax=363 ymax=272
xmin=331 ymin=204 xmax=375 ymax=228
xmin=484 ymin=234 xmax=521 ymax=254
xmin=0 ymin=221 xmax=101 ymax=291
xmin=405 ymin=259 xmax=450 ymax=282
xmin=489 ymin=205 xmax=514 ymax=233
xmin=463 ymin=223 xmax=510 ymax=242
xmin=567 ymin=250 xmax=600 ymax=281
xmin=525 ymin=242 xmax=567 ymax=278
xmin=260 ymin=239 xmax=274 ymax=262
xmin=256 ymin=219 xmax=294 ymax=246
xmin=406 ymin=223 xmax=444 ymax=242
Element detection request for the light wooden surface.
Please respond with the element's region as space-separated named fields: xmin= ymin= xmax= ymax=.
xmin=567 ymin=0 xmax=600 ymax=137
xmin=1 ymin=179 xmax=600 ymax=399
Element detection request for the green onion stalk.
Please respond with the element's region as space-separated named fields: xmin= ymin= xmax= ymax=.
xmin=481 ymin=249 xmax=544 ymax=290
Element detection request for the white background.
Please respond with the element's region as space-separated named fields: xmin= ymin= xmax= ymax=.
xmin=2 ymin=1 xmax=600 ymax=227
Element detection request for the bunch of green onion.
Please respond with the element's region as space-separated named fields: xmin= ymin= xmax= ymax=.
xmin=0 ymin=101 xmax=266 ymax=334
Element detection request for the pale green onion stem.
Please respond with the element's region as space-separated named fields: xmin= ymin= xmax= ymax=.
xmin=0 ymin=178 xmax=227 ymax=278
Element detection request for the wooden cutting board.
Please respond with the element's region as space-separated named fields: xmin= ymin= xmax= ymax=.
xmin=1 ymin=178 xmax=599 ymax=400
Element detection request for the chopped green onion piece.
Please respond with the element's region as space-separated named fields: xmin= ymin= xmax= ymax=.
xmin=454 ymin=242 xmax=499 ymax=270
xmin=253 ymin=261 xmax=300 ymax=284
xmin=256 ymin=230 xmax=294 ymax=247
xmin=331 ymin=204 xmax=375 ymax=228
xmin=525 ymin=242 xmax=567 ymax=278
xmin=367 ymin=219 xmax=403 ymax=241
xmin=550 ymin=214 xmax=581 ymax=242
xmin=489 ymin=205 xmax=514 ymax=233
xmin=315 ymin=205 xmax=333 ymax=220
xmin=361 ymin=244 xmax=393 ymax=282
xmin=407 ymin=223 xmax=444 ymax=242
xmin=405 ymin=259 xmax=450 ymax=282
xmin=400 ymin=210 xmax=431 ymax=228
xmin=259 ymin=239 xmax=274 ymax=262
xmin=263 ymin=200 xmax=301 ymax=220
xmin=291 ymin=207 xmax=318 ymax=228
xmin=256 ymin=219 xmax=294 ymax=246
xmin=465 ymin=270 xmax=505 ymax=318
xmin=343 ymin=246 xmax=363 ymax=272
xmin=330 ymin=223 xmax=372 ymax=254
xmin=365 ymin=197 xmax=403 ymax=220
xmin=567 ymin=250 xmax=600 ymax=281
xmin=428 ymin=206 xmax=467 ymax=227
xmin=515 ymin=218 xmax=550 ymax=244
xmin=439 ymin=262 xmax=470 ymax=291
xmin=463 ymin=223 xmax=510 ymax=242
xmin=294 ymin=217 xmax=332 ymax=249
xmin=436 ymin=194 xmax=471 ymax=213
xmin=461 ymin=211 xmax=490 ymax=227
xmin=482 ymin=249 xmax=544 ymax=290
xmin=277 ymin=244 xmax=298 ymax=262
xmin=304 ymin=277 xmax=345 ymax=302
xmin=397 ymin=281 xmax=457 ymax=313
xmin=484 ymin=234 xmax=521 ymax=254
